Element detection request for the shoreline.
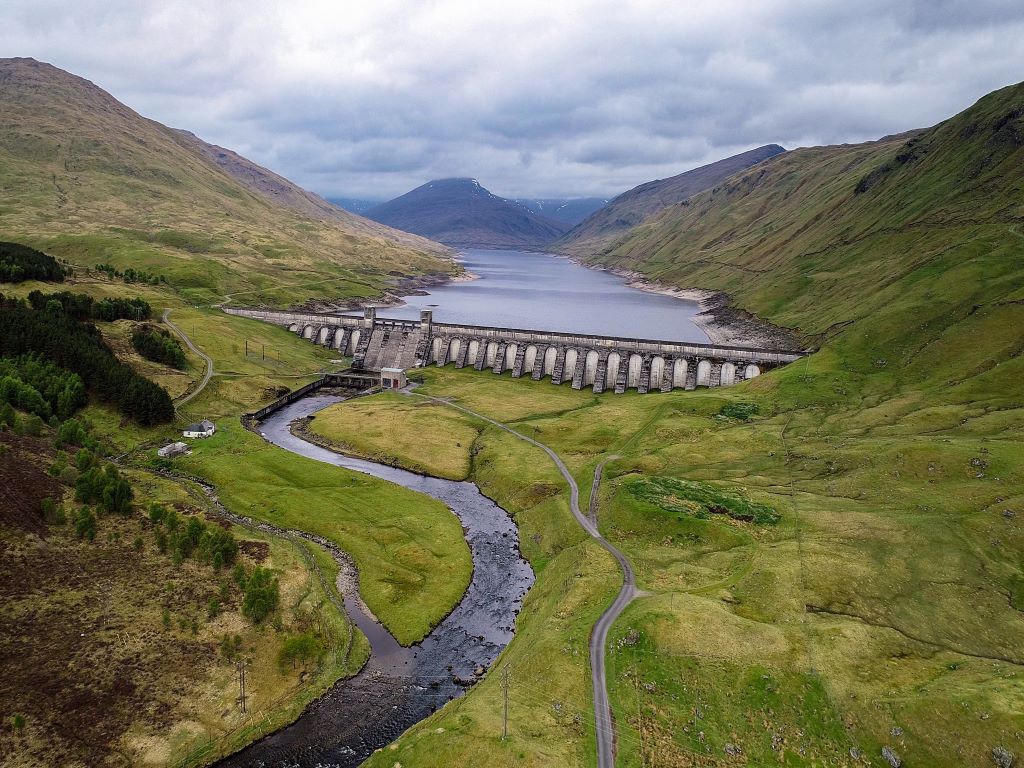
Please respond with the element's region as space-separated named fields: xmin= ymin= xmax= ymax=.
xmin=292 ymin=248 xmax=801 ymax=350
xmin=571 ymin=258 xmax=803 ymax=350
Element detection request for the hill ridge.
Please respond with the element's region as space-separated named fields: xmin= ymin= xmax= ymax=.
xmin=555 ymin=143 xmax=786 ymax=255
xmin=367 ymin=177 xmax=570 ymax=248
xmin=0 ymin=57 xmax=452 ymax=307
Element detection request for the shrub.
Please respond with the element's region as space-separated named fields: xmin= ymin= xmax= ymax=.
xmin=278 ymin=632 xmax=323 ymax=670
xmin=148 ymin=503 xmax=166 ymax=523
xmin=629 ymin=475 xmax=781 ymax=525
xmin=40 ymin=498 xmax=65 ymax=524
xmin=242 ymin=567 xmax=280 ymax=624
xmin=74 ymin=507 xmax=97 ymax=541
xmin=718 ymin=402 xmax=760 ymax=420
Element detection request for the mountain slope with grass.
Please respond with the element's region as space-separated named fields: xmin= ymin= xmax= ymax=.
xmin=555 ymin=143 xmax=785 ymax=256
xmin=0 ymin=57 xmax=454 ymax=308
xmin=581 ymin=82 xmax=1024 ymax=392
xmin=367 ymin=177 xmax=570 ymax=248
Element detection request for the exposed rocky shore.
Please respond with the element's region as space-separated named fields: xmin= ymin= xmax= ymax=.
xmin=588 ymin=264 xmax=804 ymax=350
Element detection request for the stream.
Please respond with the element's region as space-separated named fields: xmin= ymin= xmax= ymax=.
xmin=215 ymin=393 xmax=534 ymax=767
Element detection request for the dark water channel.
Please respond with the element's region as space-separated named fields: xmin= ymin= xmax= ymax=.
xmin=216 ymin=394 xmax=534 ymax=767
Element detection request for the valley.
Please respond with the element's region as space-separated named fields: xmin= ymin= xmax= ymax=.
xmin=0 ymin=44 xmax=1022 ymax=768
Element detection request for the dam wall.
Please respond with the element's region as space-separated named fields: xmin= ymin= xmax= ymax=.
xmin=224 ymin=307 xmax=804 ymax=393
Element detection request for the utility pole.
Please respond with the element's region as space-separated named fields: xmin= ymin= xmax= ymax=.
xmin=245 ymin=338 xmax=248 ymax=357
xmin=237 ymin=660 xmax=247 ymax=713
xmin=262 ymin=344 xmax=265 ymax=360
xmin=501 ymin=665 xmax=510 ymax=741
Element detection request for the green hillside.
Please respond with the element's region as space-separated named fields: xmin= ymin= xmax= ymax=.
xmin=579 ymin=82 xmax=1024 ymax=398
xmin=555 ymin=143 xmax=785 ymax=256
xmin=0 ymin=58 xmax=455 ymax=307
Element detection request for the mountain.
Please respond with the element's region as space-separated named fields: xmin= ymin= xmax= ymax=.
xmin=327 ymin=197 xmax=384 ymax=216
xmin=0 ymin=58 xmax=453 ymax=307
xmin=555 ymin=144 xmax=786 ymax=255
xmin=512 ymin=197 xmax=609 ymax=226
xmin=579 ymin=81 xmax=1024 ymax=392
xmin=366 ymin=178 xmax=570 ymax=248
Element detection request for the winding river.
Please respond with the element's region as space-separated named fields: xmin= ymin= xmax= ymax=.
xmin=216 ymin=393 xmax=534 ymax=767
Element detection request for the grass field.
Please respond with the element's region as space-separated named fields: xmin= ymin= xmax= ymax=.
xmin=177 ymin=419 xmax=472 ymax=646
xmin=318 ymin=363 xmax=1024 ymax=767
xmin=309 ymin=392 xmax=484 ymax=480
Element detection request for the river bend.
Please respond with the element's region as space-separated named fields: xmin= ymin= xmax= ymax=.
xmin=216 ymin=393 xmax=533 ymax=767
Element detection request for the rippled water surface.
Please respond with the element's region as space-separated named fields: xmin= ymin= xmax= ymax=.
xmin=380 ymin=248 xmax=710 ymax=342
xmin=216 ymin=394 xmax=533 ymax=767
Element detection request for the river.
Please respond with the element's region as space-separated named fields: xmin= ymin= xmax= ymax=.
xmin=383 ymin=248 xmax=710 ymax=342
xmin=216 ymin=393 xmax=533 ymax=767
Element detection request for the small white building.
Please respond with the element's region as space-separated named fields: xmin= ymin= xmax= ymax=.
xmin=183 ymin=419 xmax=216 ymax=439
xmin=157 ymin=441 xmax=189 ymax=458
xmin=381 ymin=367 xmax=407 ymax=390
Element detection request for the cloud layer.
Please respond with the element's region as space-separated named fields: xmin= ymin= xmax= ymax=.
xmin=4 ymin=0 xmax=1023 ymax=198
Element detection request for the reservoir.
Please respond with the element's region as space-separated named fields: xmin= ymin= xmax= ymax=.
xmin=383 ymin=248 xmax=711 ymax=343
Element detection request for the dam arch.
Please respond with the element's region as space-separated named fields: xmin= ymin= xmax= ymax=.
xmin=504 ymin=343 xmax=518 ymax=373
xmin=223 ymin=308 xmax=803 ymax=394
xmin=696 ymin=359 xmax=712 ymax=387
xmin=626 ymin=354 xmax=643 ymax=389
xmin=543 ymin=346 xmax=557 ymax=377
xmin=605 ymin=352 xmax=621 ymax=389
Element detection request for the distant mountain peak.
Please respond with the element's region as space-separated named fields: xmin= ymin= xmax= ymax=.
xmin=367 ymin=178 xmax=570 ymax=248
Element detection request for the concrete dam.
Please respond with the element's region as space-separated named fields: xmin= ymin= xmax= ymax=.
xmin=224 ymin=307 xmax=804 ymax=393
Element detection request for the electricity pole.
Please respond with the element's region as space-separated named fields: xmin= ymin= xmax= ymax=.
xmin=237 ymin=660 xmax=247 ymax=713
xmin=501 ymin=665 xmax=510 ymax=741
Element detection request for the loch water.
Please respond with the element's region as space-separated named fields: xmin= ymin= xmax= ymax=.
xmin=382 ymin=248 xmax=711 ymax=342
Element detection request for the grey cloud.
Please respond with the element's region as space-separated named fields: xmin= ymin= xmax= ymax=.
xmin=1 ymin=0 xmax=1023 ymax=199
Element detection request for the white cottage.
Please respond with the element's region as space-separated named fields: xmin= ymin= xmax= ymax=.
xmin=183 ymin=419 xmax=216 ymax=439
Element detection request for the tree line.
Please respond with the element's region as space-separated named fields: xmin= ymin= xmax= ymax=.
xmin=132 ymin=325 xmax=186 ymax=369
xmin=0 ymin=354 xmax=87 ymax=422
xmin=0 ymin=242 xmax=66 ymax=283
xmin=95 ymin=262 xmax=167 ymax=286
xmin=0 ymin=294 xmax=173 ymax=425
xmin=26 ymin=290 xmax=151 ymax=322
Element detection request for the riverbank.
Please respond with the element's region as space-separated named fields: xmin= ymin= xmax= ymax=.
xmin=289 ymin=267 xmax=480 ymax=314
xmin=584 ymin=262 xmax=804 ymax=349
xmin=212 ymin=393 xmax=533 ymax=767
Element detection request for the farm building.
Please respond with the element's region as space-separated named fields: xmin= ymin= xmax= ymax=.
xmin=183 ymin=419 xmax=216 ymax=439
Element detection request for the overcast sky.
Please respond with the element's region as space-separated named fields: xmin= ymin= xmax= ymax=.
xmin=4 ymin=0 xmax=1023 ymax=199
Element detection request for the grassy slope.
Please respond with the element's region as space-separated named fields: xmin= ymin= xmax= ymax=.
xmin=0 ymin=57 xmax=454 ymax=307
xmin=1 ymin=274 xmax=476 ymax=759
xmin=314 ymin=341 xmax=1023 ymax=768
xmin=178 ymin=420 xmax=471 ymax=646
xmin=555 ymin=143 xmax=786 ymax=256
xmin=0 ymin=428 xmax=369 ymax=767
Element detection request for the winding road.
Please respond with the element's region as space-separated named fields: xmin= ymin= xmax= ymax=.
xmin=415 ymin=395 xmax=639 ymax=768
xmin=162 ymin=308 xmax=214 ymax=408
